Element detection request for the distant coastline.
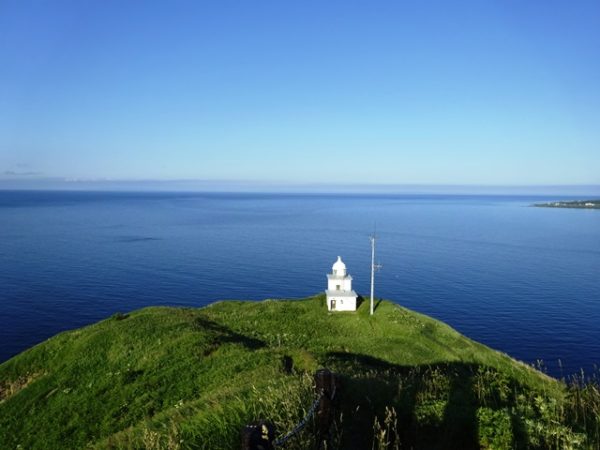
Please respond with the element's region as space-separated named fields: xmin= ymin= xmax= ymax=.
xmin=533 ymin=199 xmax=600 ymax=209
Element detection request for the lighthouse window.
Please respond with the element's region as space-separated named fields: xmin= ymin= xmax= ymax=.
xmin=336 ymin=285 xmax=340 ymax=290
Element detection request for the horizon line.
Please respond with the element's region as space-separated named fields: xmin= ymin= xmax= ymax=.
xmin=1 ymin=178 xmax=599 ymax=196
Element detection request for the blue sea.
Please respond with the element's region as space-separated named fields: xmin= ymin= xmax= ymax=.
xmin=1 ymin=190 xmax=599 ymax=378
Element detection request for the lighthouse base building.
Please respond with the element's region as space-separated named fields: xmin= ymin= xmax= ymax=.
xmin=326 ymin=256 xmax=358 ymax=311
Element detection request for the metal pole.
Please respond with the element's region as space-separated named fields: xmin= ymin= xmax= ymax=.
xmin=370 ymin=235 xmax=375 ymax=316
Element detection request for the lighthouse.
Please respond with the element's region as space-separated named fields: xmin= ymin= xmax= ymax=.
xmin=325 ymin=256 xmax=358 ymax=311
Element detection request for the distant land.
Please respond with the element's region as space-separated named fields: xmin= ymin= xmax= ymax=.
xmin=533 ymin=199 xmax=600 ymax=209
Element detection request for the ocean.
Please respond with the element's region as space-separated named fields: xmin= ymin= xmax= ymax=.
xmin=1 ymin=190 xmax=599 ymax=378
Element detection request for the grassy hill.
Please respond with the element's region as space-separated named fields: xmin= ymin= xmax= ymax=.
xmin=1 ymin=295 xmax=598 ymax=449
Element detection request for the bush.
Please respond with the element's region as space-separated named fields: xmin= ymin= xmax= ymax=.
xmin=477 ymin=407 xmax=512 ymax=450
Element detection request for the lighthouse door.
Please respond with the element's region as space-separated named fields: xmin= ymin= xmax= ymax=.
xmin=331 ymin=299 xmax=336 ymax=310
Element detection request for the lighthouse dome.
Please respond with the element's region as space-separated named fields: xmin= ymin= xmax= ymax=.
xmin=332 ymin=256 xmax=347 ymax=276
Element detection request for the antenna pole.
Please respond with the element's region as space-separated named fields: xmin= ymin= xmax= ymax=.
xmin=370 ymin=234 xmax=375 ymax=315
xmin=369 ymin=225 xmax=382 ymax=316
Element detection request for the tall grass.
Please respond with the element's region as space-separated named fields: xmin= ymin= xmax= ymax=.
xmin=1 ymin=296 xmax=599 ymax=449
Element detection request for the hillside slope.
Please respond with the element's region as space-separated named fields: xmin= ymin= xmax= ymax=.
xmin=0 ymin=296 xmax=597 ymax=449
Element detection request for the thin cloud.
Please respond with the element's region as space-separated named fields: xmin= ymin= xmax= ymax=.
xmin=3 ymin=170 xmax=43 ymax=176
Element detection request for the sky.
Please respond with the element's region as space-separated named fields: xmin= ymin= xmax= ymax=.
xmin=1 ymin=1 xmax=599 ymax=190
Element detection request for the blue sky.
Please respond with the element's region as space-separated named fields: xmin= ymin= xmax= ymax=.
xmin=1 ymin=1 xmax=599 ymax=190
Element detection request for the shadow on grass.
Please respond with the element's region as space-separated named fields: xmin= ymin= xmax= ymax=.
xmin=510 ymin=408 xmax=529 ymax=450
xmin=356 ymin=295 xmax=364 ymax=309
xmin=356 ymin=296 xmax=383 ymax=313
xmin=323 ymin=352 xmax=486 ymax=450
xmin=183 ymin=322 xmax=536 ymax=449
xmin=374 ymin=298 xmax=383 ymax=312
xmin=193 ymin=317 xmax=266 ymax=350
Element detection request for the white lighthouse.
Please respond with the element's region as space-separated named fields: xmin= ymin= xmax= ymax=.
xmin=325 ymin=256 xmax=358 ymax=311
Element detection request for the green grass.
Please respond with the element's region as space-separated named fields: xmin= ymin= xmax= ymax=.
xmin=1 ymin=295 xmax=598 ymax=449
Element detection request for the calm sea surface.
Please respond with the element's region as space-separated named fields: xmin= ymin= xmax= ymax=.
xmin=1 ymin=191 xmax=599 ymax=377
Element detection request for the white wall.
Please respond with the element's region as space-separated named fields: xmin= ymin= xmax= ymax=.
xmin=327 ymin=277 xmax=353 ymax=292
xmin=343 ymin=278 xmax=352 ymax=291
xmin=326 ymin=295 xmax=357 ymax=311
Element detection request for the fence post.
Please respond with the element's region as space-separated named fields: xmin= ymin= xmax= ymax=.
xmin=241 ymin=421 xmax=275 ymax=450
xmin=314 ymin=369 xmax=340 ymax=446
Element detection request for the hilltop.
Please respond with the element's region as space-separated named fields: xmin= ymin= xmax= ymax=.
xmin=1 ymin=296 xmax=598 ymax=449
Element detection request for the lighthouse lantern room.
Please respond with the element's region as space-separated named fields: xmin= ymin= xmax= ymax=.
xmin=326 ymin=256 xmax=358 ymax=311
